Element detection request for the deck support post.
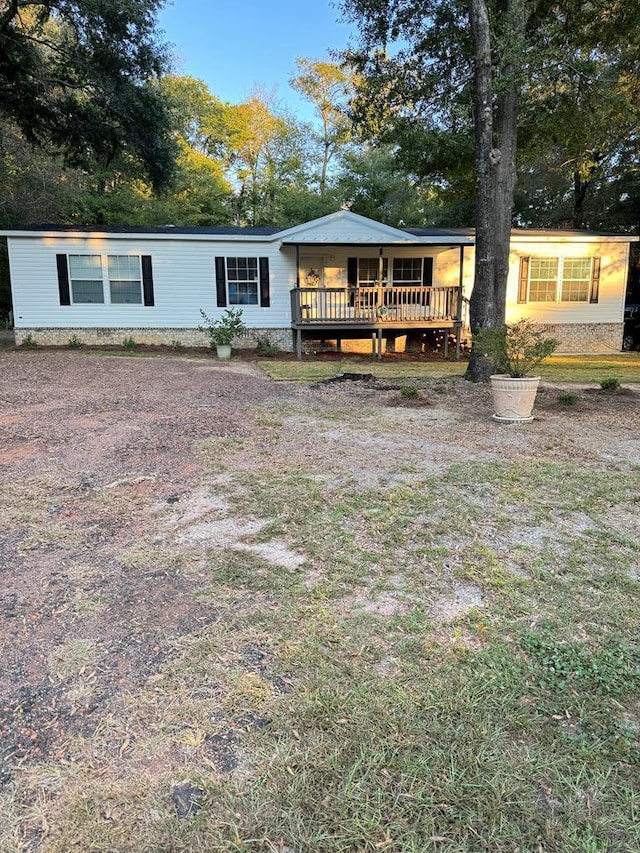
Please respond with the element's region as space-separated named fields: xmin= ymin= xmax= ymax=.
xmin=377 ymin=328 xmax=383 ymax=360
xmin=455 ymin=324 xmax=462 ymax=360
xmin=443 ymin=331 xmax=449 ymax=359
xmin=295 ymin=329 xmax=302 ymax=360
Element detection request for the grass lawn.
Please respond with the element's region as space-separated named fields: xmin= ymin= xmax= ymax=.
xmin=260 ymin=352 xmax=640 ymax=384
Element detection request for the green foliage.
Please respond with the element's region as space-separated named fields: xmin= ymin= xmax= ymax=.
xmin=520 ymin=630 xmax=640 ymax=697
xmin=170 ymin=339 xmax=184 ymax=350
xmin=199 ymin=308 xmax=245 ymax=347
xmin=255 ymin=334 xmax=279 ymax=357
xmin=474 ymin=318 xmax=558 ymax=378
xmin=600 ymin=377 xmax=620 ymax=391
xmin=557 ymin=391 xmax=579 ymax=406
xmin=20 ymin=333 xmax=36 ymax=348
xmin=68 ymin=335 xmax=82 ymax=349
xmin=0 ymin=0 xmax=177 ymax=192
xmin=400 ymin=385 xmax=419 ymax=398
xmin=122 ymin=336 xmax=136 ymax=349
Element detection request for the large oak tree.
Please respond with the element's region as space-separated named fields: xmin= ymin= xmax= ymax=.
xmin=342 ymin=0 xmax=640 ymax=379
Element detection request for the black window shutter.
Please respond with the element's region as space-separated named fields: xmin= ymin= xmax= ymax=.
xmin=347 ymin=257 xmax=358 ymax=286
xmin=259 ymin=257 xmax=270 ymax=307
xmin=590 ymin=257 xmax=601 ymax=303
xmin=518 ymin=257 xmax=530 ymax=303
xmin=141 ymin=255 xmax=154 ymax=306
xmin=56 ymin=255 xmax=71 ymax=305
xmin=215 ymin=257 xmax=227 ymax=307
xmin=422 ymin=257 xmax=433 ymax=287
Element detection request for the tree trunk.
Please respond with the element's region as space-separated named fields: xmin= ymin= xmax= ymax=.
xmin=465 ymin=0 xmax=526 ymax=382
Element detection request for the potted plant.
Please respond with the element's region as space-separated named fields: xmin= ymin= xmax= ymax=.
xmin=199 ymin=308 xmax=246 ymax=360
xmin=474 ymin=318 xmax=558 ymax=422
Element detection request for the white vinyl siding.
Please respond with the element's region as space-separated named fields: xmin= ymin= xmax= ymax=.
xmin=69 ymin=255 xmax=104 ymax=304
xmin=7 ymin=236 xmax=290 ymax=329
xmin=227 ymin=257 xmax=259 ymax=305
xmin=108 ymin=256 xmax=142 ymax=304
xmin=528 ymin=257 xmax=592 ymax=303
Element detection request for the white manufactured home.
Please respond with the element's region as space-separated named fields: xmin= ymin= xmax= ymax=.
xmin=3 ymin=210 xmax=636 ymax=355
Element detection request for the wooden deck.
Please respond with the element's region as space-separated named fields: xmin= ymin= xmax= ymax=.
xmin=290 ymin=285 xmax=465 ymax=358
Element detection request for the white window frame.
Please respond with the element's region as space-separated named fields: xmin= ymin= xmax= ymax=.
xmin=108 ymin=255 xmax=143 ymax=305
xmin=391 ymin=257 xmax=423 ymax=287
xmin=68 ymin=254 xmax=105 ymax=305
xmin=227 ymin=257 xmax=259 ymax=305
xmin=527 ymin=256 xmax=594 ymax=304
xmin=358 ymin=258 xmax=388 ymax=287
xmin=65 ymin=254 xmax=144 ymax=306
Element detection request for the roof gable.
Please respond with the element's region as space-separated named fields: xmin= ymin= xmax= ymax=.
xmin=277 ymin=210 xmax=419 ymax=244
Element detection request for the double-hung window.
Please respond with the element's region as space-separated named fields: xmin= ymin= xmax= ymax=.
xmin=60 ymin=254 xmax=151 ymax=306
xmin=525 ymin=257 xmax=597 ymax=303
xmin=108 ymin=256 xmax=143 ymax=304
xmin=227 ymin=257 xmax=259 ymax=305
xmin=392 ymin=258 xmax=423 ymax=287
xmin=68 ymin=255 xmax=104 ymax=304
xmin=358 ymin=258 xmax=388 ymax=286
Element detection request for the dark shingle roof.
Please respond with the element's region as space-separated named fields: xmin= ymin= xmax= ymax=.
xmin=21 ymin=224 xmax=282 ymax=236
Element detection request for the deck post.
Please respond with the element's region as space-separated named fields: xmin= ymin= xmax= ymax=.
xmin=295 ymin=328 xmax=302 ymax=360
xmin=377 ymin=328 xmax=383 ymax=360
xmin=443 ymin=332 xmax=449 ymax=359
xmin=455 ymin=324 xmax=462 ymax=360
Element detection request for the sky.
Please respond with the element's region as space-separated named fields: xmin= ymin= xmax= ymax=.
xmin=157 ymin=0 xmax=357 ymax=123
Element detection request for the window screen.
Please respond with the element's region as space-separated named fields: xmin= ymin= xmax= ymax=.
xmin=69 ymin=255 xmax=104 ymax=303
xmin=108 ymin=256 xmax=142 ymax=304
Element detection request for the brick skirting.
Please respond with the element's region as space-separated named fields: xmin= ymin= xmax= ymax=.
xmin=13 ymin=327 xmax=294 ymax=350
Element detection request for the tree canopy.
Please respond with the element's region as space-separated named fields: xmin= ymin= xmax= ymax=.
xmin=0 ymin=0 xmax=176 ymax=190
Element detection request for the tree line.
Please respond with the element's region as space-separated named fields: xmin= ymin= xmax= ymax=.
xmin=1 ymin=0 xmax=638 ymax=235
xmin=1 ymin=0 xmax=639 ymax=371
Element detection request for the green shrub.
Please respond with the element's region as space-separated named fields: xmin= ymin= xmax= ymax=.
xmin=474 ymin=318 xmax=558 ymax=377
xmin=255 ymin=334 xmax=279 ymax=357
xmin=557 ymin=391 xmax=579 ymax=406
xmin=68 ymin=335 xmax=82 ymax=349
xmin=199 ymin=308 xmax=245 ymax=347
xmin=600 ymin=377 xmax=620 ymax=391
xmin=170 ymin=339 xmax=184 ymax=350
xmin=20 ymin=334 xmax=37 ymax=348
xmin=122 ymin=337 xmax=136 ymax=349
xmin=400 ymin=385 xmax=419 ymax=398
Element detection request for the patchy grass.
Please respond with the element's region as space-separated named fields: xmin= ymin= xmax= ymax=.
xmin=259 ymin=358 xmax=465 ymax=382
xmin=5 ymin=369 xmax=640 ymax=852
xmin=259 ymin=353 xmax=640 ymax=384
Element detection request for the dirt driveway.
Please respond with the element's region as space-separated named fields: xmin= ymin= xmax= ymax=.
xmin=0 ymin=350 xmax=638 ymax=818
xmin=0 ymin=351 xmax=294 ymax=781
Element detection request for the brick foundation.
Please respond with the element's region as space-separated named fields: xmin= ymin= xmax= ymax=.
xmin=12 ymin=322 xmax=625 ymax=355
xmin=13 ymin=327 xmax=294 ymax=350
xmin=536 ymin=323 xmax=624 ymax=354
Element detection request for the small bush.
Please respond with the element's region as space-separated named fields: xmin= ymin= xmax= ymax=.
xmin=170 ymin=339 xmax=184 ymax=350
xmin=68 ymin=335 xmax=82 ymax=349
xmin=122 ymin=337 xmax=136 ymax=349
xmin=400 ymin=385 xmax=419 ymax=398
xmin=20 ymin=334 xmax=37 ymax=348
xmin=557 ymin=391 xmax=579 ymax=406
xmin=255 ymin=334 xmax=279 ymax=357
xmin=600 ymin=377 xmax=620 ymax=391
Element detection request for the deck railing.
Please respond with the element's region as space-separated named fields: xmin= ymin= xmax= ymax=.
xmin=291 ymin=285 xmax=462 ymax=325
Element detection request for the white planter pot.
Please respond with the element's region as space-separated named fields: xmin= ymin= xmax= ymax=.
xmin=490 ymin=375 xmax=540 ymax=423
xmin=216 ymin=344 xmax=232 ymax=360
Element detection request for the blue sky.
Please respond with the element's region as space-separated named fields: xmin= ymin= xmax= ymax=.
xmin=157 ymin=1 xmax=357 ymax=122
